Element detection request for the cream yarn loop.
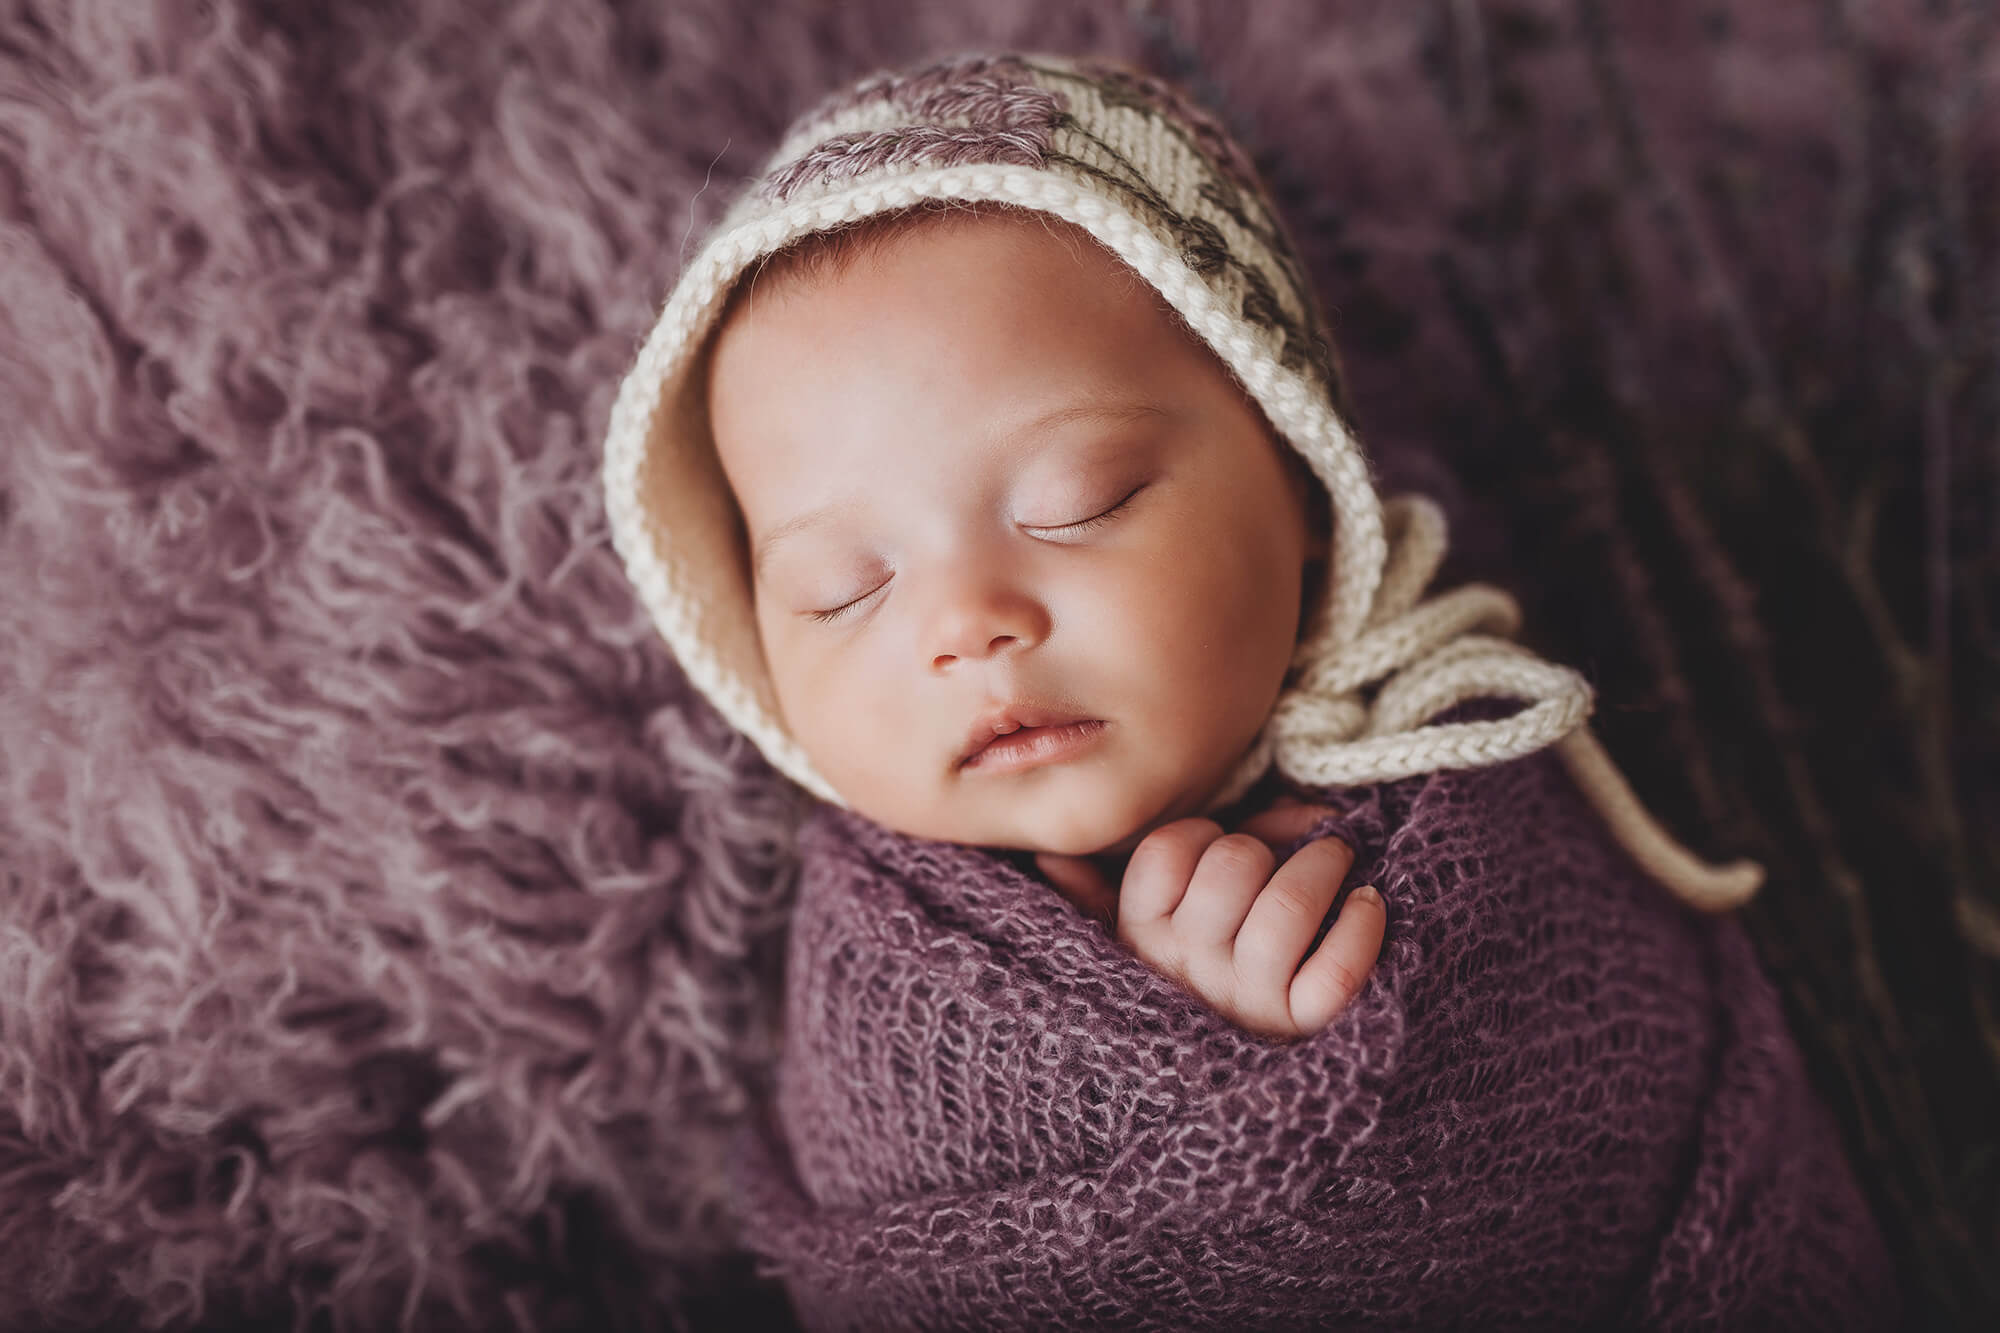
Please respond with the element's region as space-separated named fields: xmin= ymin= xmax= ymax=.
xmin=1219 ymin=495 xmax=1763 ymax=913
xmin=1273 ymin=495 xmax=1588 ymax=784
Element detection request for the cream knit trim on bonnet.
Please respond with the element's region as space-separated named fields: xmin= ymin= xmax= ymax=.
xmin=600 ymin=52 xmax=1762 ymax=912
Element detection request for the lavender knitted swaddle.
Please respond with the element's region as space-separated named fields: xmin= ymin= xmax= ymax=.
xmin=730 ymin=750 xmax=1900 ymax=1330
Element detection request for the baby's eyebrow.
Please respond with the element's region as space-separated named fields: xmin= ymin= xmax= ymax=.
xmin=751 ymin=497 xmax=861 ymax=580
xmin=750 ymin=398 xmax=1169 ymax=578
xmin=1004 ymin=397 xmax=1170 ymax=448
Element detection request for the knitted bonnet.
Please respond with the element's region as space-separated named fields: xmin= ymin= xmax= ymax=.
xmin=601 ymin=51 xmax=1762 ymax=911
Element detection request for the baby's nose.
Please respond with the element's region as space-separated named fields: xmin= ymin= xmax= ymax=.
xmin=932 ymin=630 xmax=1024 ymax=671
xmin=925 ymin=583 xmax=1050 ymax=671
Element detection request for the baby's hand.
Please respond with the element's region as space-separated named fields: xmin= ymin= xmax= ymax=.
xmin=1037 ymin=799 xmax=1384 ymax=1041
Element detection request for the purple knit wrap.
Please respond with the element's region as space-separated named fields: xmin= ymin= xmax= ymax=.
xmin=731 ymin=748 xmax=1899 ymax=1330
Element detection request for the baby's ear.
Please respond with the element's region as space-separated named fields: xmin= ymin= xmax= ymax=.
xmin=1278 ymin=443 xmax=1333 ymax=553
xmin=1302 ymin=485 xmax=1334 ymax=564
xmin=1306 ymin=509 xmax=1332 ymax=562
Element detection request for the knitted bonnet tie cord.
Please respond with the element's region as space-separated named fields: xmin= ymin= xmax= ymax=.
xmin=1217 ymin=495 xmax=1765 ymax=913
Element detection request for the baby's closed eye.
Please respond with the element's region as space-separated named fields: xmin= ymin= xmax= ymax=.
xmin=1018 ymin=483 xmax=1148 ymax=540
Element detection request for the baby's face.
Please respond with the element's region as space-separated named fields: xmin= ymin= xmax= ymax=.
xmin=707 ymin=212 xmax=1313 ymax=856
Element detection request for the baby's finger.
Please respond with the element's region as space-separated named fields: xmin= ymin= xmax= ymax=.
xmin=1236 ymin=802 xmax=1341 ymax=852
xmin=1175 ymin=833 xmax=1277 ymax=947
xmin=1118 ymin=818 xmax=1225 ymax=936
xmin=1230 ymin=835 xmax=1355 ymax=1003
xmin=1035 ymin=853 xmax=1117 ymax=928
xmin=1285 ymin=884 xmax=1386 ymax=1035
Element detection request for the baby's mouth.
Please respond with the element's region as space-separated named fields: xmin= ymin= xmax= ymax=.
xmin=956 ymin=704 xmax=1090 ymax=768
xmin=958 ymin=717 xmax=1108 ymax=774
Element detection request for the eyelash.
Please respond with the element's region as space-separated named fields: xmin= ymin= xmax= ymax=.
xmin=1028 ymin=486 xmax=1144 ymax=538
xmin=804 ymin=487 xmax=1145 ymax=623
xmin=807 ymin=583 xmax=885 ymax=624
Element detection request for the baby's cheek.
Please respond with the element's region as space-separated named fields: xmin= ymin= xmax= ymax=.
xmin=1127 ymin=532 xmax=1296 ymax=788
xmin=763 ymin=632 xmax=854 ymax=760
xmin=796 ymin=652 xmax=895 ymax=762
xmin=806 ymin=650 xmax=965 ymax=827
xmin=1137 ymin=533 xmax=1287 ymax=680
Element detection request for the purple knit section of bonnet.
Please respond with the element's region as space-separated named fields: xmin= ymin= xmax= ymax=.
xmin=760 ymin=54 xmax=1068 ymax=203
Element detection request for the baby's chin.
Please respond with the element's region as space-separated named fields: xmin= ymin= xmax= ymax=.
xmin=1018 ymin=822 xmax=1147 ymax=859
xmin=853 ymin=776 xmax=1212 ymax=859
xmin=997 ymin=784 xmax=1161 ymax=856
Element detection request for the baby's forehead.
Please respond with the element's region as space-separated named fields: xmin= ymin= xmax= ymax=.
xmin=719 ymin=204 xmax=1167 ymax=333
xmin=704 ymin=208 xmax=1307 ymax=517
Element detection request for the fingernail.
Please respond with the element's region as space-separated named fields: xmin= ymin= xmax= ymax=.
xmin=1352 ymin=884 xmax=1380 ymax=906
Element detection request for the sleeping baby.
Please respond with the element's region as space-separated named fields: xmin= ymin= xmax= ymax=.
xmin=603 ymin=52 xmax=1901 ymax=1331
xmin=705 ymin=197 xmax=1385 ymax=1043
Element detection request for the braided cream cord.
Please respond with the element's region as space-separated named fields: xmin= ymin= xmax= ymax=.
xmin=1216 ymin=495 xmax=1763 ymax=913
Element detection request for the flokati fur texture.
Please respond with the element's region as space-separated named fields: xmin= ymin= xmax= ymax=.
xmin=1 ymin=3 xmax=816 ymax=1328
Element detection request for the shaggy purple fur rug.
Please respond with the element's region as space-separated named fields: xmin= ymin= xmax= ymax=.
xmin=2 ymin=1 xmax=1989 ymax=1330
